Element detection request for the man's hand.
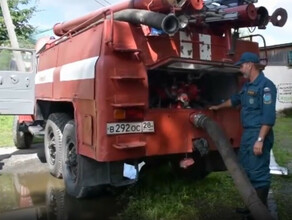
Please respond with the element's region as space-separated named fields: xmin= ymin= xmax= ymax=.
xmin=253 ymin=141 xmax=263 ymax=155
xmin=209 ymin=105 xmax=220 ymax=110
xmin=209 ymin=99 xmax=232 ymax=111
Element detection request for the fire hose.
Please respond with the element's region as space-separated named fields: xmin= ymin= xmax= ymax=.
xmin=190 ymin=113 xmax=274 ymax=220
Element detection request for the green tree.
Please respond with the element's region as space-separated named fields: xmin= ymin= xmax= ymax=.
xmin=0 ymin=0 xmax=36 ymax=45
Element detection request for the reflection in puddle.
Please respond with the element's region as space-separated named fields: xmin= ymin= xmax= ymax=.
xmin=0 ymin=172 xmax=123 ymax=220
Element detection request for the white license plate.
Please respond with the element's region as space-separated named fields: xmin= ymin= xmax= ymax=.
xmin=107 ymin=121 xmax=155 ymax=135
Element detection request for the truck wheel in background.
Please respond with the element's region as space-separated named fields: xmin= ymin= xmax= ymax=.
xmin=13 ymin=116 xmax=33 ymax=149
xmin=45 ymin=113 xmax=71 ymax=179
xmin=62 ymin=120 xmax=102 ymax=198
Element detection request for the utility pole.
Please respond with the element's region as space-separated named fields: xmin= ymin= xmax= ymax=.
xmin=0 ymin=0 xmax=25 ymax=71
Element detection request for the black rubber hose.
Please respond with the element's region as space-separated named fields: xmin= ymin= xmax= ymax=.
xmin=114 ymin=9 xmax=179 ymax=35
xmin=190 ymin=113 xmax=274 ymax=220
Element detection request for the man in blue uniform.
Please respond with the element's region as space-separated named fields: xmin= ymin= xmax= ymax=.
xmin=209 ymin=52 xmax=277 ymax=210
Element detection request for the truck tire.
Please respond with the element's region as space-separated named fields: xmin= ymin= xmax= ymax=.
xmin=45 ymin=113 xmax=71 ymax=179
xmin=13 ymin=116 xmax=33 ymax=149
xmin=62 ymin=120 xmax=99 ymax=198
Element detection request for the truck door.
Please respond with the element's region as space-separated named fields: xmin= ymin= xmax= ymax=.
xmin=0 ymin=47 xmax=36 ymax=115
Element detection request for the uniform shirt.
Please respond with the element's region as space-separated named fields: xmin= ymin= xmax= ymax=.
xmin=230 ymin=72 xmax=277 ymax=129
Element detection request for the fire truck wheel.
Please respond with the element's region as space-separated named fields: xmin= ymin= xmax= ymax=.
xmin=13 ymin=116 xmax=33 ymax=149
xmin=62 ymin=120 xmax=88 ymax=198
xmin=45 ymin=113 xmax=71 ymax=179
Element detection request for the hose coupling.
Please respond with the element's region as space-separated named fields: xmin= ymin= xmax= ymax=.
xmin=190 ymin=113 xmax=208 ymax=128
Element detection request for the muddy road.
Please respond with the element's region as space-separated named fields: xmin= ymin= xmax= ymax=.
xmin=0 ymin=144 xmax=122 ymax=220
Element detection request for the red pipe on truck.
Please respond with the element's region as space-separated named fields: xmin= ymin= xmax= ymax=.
xmin=53 ymin=0 xmax=203 ymax=36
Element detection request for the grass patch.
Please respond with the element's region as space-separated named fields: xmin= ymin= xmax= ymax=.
xmin=115 ymin=166 xmax=243 ymax=220
xmin=273 ymin=116 xmax=292 ymax=166
xmin=0 ymin=116 xmax=14 ymax=147
xmin=270 ymin=114 xmax=292 ymax=220
xmin=271 ymin=175 xmax=292 ymax=220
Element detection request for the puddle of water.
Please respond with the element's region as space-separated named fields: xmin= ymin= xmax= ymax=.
xmin=0 ymin=172 xmax=123 ymax=220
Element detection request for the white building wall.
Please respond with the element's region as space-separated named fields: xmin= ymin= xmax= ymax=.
xmin=264 ymin=66 xmax=292 ymax=111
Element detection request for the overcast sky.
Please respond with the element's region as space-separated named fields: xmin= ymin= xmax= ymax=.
xmin=29 ymin=0 xmax=291 ymax=46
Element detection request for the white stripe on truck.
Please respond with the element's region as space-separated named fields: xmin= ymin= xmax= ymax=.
xmin=60 ymin=56 xmax=99 ymax=81
xmin=35 ymin=68 xmax=55 ymax=84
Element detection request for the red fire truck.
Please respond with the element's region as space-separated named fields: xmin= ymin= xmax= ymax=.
xmin=1 ymin=0 xmax=287 ymax=198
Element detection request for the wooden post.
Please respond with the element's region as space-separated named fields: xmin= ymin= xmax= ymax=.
xmin=0 ymin=0 xmax=25 ymax=71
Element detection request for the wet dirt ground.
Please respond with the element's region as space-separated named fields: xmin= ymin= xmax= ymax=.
xmin=0 ymin=144 xmax=122 ymax=220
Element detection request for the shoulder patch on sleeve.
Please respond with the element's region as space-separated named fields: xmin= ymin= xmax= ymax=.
xmin=263 ymin=93 xmax=272 ymax=104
